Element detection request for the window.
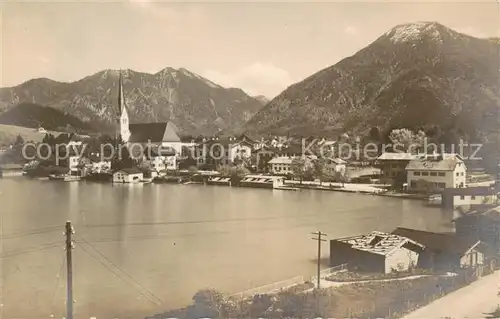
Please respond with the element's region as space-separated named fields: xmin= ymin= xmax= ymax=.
xmin=414 ymin=172 xmax=421 ymax=176
xmin=460 ymin=195 xmax=465 ymax=200
xmin=461 ymin=172 xmax=464 ymax=176
xmin=422 ymin=172 xmax=429 ymax=176
xmin=471 ymin=196 xmax=476 ymax=200
xmin=438 ymin=172 xmax=445 ymax=177
xmin=456 ymin=172 xmax=459 ymax=176
xmin=430 ymin=172 xmax=437 ymax=176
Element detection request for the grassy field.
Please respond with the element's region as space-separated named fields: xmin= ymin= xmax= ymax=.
xmin=0 ymin=124 xmax=64 ymax=146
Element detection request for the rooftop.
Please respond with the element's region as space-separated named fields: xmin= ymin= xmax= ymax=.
xmin=334 ymin=231 xmax=424 ymax=256
xmin=377 ymin=152 xmax=420 ymax=161
xmin=268 ymin=157 xmax=294 ymax=165
xmin=391 ymin=227 xmax=480 ymax=255
xmin=406 ymin=153 xmax=464 ymax=171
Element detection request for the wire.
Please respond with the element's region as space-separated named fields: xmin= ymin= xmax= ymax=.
xmin=75 ymin=238 xmax=163 ymax=306
xmin=0 ymin=226 xmax=63 ymax=240
xmin=0 ymin=242 xmax=62 ymax=259
xmin=76 ymin=213 xmax=321 ymax=229
xmin=50 ymin=253 xmax=66 ymax=317
xmin=74 ymin=215 xmax=350 ymax=244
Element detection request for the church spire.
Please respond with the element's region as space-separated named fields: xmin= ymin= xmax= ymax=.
xmin=118 ymin=70 xmax=125 ymax=115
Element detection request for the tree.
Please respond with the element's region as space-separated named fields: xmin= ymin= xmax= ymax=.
xmin=313 ymin=158 xmax=328 ymax=186
xmin=14 ymin=134 xmax=24 ymax=146
xmin=111 ymin=145 xmax=135 ymax=170
xmin=186 ymin=289 xmax=236 ymax=319
xmin=388 ymin=128 xmax=426 ymax=153
xmin=291 ymin=157 xmax=306 ymax=184
xmin=369 ymin=127 xmax=381 ymax=142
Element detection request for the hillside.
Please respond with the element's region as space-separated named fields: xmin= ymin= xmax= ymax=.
xmin=244 ymin=22 xmax=500 ymax=140
xmin=0 ymin=68 xmax=265 ymax=136
xmin=0 ymin=103 xmax=97 ymax=133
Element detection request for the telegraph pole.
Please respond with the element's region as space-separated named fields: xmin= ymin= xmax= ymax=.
xmin=311 ymin=231 xmax=327 ymax=289
xmin=65 ymin=221 xmax=74 ymax=319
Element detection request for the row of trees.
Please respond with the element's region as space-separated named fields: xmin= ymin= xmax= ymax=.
xmin=290 ymin=157 xmax=349 ymax=186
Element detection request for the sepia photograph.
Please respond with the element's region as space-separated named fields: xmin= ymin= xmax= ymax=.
xmin=1 ymin=0 xmax=500 ymax=318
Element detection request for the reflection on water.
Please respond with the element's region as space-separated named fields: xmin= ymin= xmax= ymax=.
xmin=0 ymin=179 xmax=451 ymax=318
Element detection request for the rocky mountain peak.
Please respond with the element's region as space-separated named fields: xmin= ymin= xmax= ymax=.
xmin=383 ymin=21 xmax=453 ymax=44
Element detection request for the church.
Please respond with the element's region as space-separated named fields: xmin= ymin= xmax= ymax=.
xmin=116 ymin=72 xmax=183 ymax=157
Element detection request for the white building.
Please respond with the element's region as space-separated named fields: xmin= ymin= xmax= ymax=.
xmin=112 ymin=167 xmax=144 ymax=183
xmin=442 ymin=187 xmax=498 ymax=210
xmin=406 ymin=153 xmax=467 ymax=193
xmin=325 ymin=157 xmax=347 ymax=174
xmin=268 ymin=157 xmax=294 ymax=175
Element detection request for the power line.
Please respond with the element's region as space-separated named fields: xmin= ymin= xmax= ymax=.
xmin=0 ymin=242 xmax=62 ymax=259
xmin=50 ymin=253 xmax=66 ymax=318
xmin=73 ymin=217 xmax=347 ymax=244
xmin=75 ymin=237 xmax=163 ymax=306
xmin=0 ymin=226 xmax=63 ymax=240
xmin=75 ymin=210 xmax=340 ymax=229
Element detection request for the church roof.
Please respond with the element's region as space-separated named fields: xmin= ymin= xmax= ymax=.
xmin=129 ymin=122 xmax=181 ymax=143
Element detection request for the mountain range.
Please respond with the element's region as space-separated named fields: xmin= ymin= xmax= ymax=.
xmin=1 ymin=22 xmax=499 ymax=146
xmin=244 ymin=22 xmax=500 ymax=141
xmin=0 ymin=68 xmax=266 ymax=136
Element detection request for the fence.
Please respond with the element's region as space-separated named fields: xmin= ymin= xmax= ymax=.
xmin=311 ymin=263 xmax=348 ymax=283
xmin=230 ymin=275 xmax=305 ymax=300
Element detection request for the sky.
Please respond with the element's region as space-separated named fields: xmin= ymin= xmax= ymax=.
xmin=1 ymin=0 xmax=500 ymax=99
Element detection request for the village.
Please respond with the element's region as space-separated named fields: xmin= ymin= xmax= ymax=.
xmin=2 ymin=73 xmax=500 ymax=318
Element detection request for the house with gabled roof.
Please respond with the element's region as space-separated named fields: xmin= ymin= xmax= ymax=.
xmin=376 ymin=152 xmax=420 ymax=185
xmin=391 ymin=227 xmax=492 ymax=271
xmin=406 ymin=153 xmax=467 ymax=193
xmin=330 ymin=231 xmax=425 ymax=273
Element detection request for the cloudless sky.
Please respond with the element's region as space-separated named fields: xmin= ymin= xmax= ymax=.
xmin=1 ymin=0 xmax=499 ymax=98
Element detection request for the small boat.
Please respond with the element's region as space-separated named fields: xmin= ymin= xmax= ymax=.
xmin=275 ymin=186 xmax=300 ymax=191
xmin=427 ymin=194 xmax=442 ymax=206
xmin=49 ymin=174 xmax=81 ymax=182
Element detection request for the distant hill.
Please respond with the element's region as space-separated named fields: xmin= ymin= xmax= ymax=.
xmin=0 ymin=68 xmax=266 ymax=136
xmin=244 ymin=22 xmax=500 ymax=140
xmin=0 ymin=103 xmax=96 ymax=133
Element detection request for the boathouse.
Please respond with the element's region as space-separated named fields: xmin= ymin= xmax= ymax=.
xmin=239 ymin=175 xmax=285 ymax=189
xmin=329 ymin=231 xmax=424 ymax=273
xmin=112 ymin=167 xmax=144 ymax=183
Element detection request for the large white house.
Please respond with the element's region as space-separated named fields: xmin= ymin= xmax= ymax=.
xmin=268 ymin=157 xmax=294 ymax=175
xmin=406 ymin=153 xmax=467 ymax=193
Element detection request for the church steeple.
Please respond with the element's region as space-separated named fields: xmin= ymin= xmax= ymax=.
xmin=118 ymin=70 xmax=125 ymax=115
xmin=118 ymin=70 xmax=131 ymax=143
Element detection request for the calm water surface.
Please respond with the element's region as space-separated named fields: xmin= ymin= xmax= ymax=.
xmin=0 ymin=178 xmax=452 ymax=319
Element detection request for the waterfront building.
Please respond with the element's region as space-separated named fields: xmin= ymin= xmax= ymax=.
xmin=329 ymin=231 xmax=424 ymax=274
xmin=194 ymin=135 xmax=254 ymax=169
xmin=391 ymin=227 xmax=489 ymax=271
xmin=406 ymin=153 xmax=467 ymax=194
xmin=112 ymin=167 xmax=144 ymax=183
xmin=375 ymin=152 xmax=419 ymax=186
xmin=268 ymin=156 xmax=293 ymax=175
xmin=442 ymin=187 xmax=498 ymax=210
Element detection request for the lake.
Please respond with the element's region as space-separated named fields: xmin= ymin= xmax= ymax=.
xmin=0 ymin=178 xmax=453 ymax=319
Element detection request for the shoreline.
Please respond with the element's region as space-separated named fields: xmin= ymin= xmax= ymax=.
xmin=284 ymin=181 xmax=427 ymax=200
xmin=5 ymin=174 xmax=428 ymax=201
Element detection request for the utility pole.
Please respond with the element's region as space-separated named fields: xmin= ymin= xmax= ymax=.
xmin=65 ymin=221 xmax=74 ymax=319
xmin=311 ymin=231 xmax=327 ymax=289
